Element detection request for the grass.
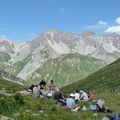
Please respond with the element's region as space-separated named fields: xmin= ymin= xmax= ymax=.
xmin=0 ymin=76 xmax=23 ymax=93
xmin=0 ymin=92 xmax=120 ymax=120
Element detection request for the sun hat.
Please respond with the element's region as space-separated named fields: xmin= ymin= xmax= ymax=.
xmin=80 ymin=90 xmax=84 ymax=93
xmin=70 ymin=93 xmax=75 ymax=97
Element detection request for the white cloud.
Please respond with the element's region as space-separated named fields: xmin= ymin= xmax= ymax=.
xmin=84 ymin=20 xmax=108 ymax=31
xmin=105 ymin=17 xmax=120 ymax=34
xmin=105 ymin=26 xmax=120 ymax=34
xmin=98 ymin=21 xmax=108 ymax=25
xmin=84 ymin=25 xmax=104 ymax=30
xmin=60 ymin=8 xmax=64 ymax=13
xmin=115 ymin=17 xmax=120 ymax=24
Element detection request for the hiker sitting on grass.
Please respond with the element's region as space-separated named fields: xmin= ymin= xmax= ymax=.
xmin=80 ymin=90 xmax=89 ymax=102
xmin=90 ymin=99 xmax=112 ymax=113
xmin=96 ymin=99 xmax=106 ymax=112
xmin=65 ymin=93 xmax=80 ymax=112
xmin=54 ymin=89 xmax=66 ymax=106
xmin=28 ymin=84 xmax=35 ymax=93
xmin=38 ymin=80 xmax=46 ymax=95
xmin=88 ymin=91 xmax=93 ymax=102
xmin=32 ymin=85 xmax=39 ymax=97
xmin=49 ymin=80 xmax=56 ymax=96
xmin=74 ymin=90 xmax=80 ymax=103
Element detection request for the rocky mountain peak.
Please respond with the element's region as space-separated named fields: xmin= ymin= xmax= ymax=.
xmin=81 ymin=31 xmax=95 ymax=36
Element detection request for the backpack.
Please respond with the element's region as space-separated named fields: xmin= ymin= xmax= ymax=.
xmin=90 ymin=104 xmax=97 ymax=111
xmin=114 ymin=113 xmax=120 ymax=120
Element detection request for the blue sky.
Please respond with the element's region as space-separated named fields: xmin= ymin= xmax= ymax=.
xmin=0 ymin=0 xmax=120 ymax=43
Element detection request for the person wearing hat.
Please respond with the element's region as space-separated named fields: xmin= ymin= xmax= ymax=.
xmin=80 ymin=90 xmax=89 ymax=101
xmin=65 ymin=93 xmax=80 ymax=112
xmin=96 ymin=99 xmax=105 ymax=112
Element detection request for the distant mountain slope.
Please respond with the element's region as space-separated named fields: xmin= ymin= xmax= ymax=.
xmin=63 ymin=58 xmax=120 ymax=93
xmin=27 ymin=53 xmax=106 ymax=87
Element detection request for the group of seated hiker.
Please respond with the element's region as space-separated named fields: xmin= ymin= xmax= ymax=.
xmin=28 ymin=79 xmax=57 ymax=98
xmin=53 ymin=89 xmax=113 ymax=113
xmin=28 ymin=82 xmax=114 ymax=114
xmin=53 ymin=89 xmax=93 ymax=112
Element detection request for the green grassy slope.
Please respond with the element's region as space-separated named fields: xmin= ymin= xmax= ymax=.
xmin=0 ymin=91 xmax=120 ymax=119
xmin=0 ymin=95 xmax=106 ymax=120
xmin=27 ymin=53 xmax=106 ymax=87
xmin=62 ymin=58 xmax=120 ymax=93
xmin=0 ymin=76 xmax=23 ymax=93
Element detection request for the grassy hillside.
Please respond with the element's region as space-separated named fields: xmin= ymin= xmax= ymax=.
xmin=0 ymin=76 xmax=23 ymax=93
xmin=0 ymin=89 xmax=120 ymax=119
xmin=1 ymin=93 xmax=120 ymax=120
xmin=62 ymin=58 xmax=120 ymax=93
xmin=0 ymin=59 xmax=120 ymax=120
xmin=0 ymin=95 xmax=107 ymax=120
xmin=27 ymin=53 xmax=106 ymax=87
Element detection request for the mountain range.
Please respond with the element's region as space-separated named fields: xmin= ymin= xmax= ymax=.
xmin=0 ymin=30 xmax=120 ymax=86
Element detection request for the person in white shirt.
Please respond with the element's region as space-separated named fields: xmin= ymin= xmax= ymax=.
xmin=74 ymin=90 xmax=80 ymax=103
xmin=80 ymin=90 xmax=88 ymax=101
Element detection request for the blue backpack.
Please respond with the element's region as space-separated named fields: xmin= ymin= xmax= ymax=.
xmin=114 ymin=113 xmax=120 ymax=120
xmin=90 ymin=104 xmax=97 ymax=111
